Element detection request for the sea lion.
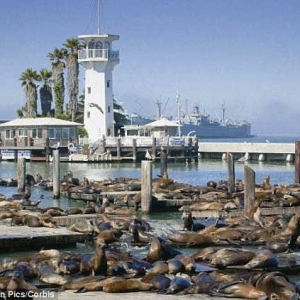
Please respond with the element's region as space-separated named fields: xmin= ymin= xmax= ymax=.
xmin=209 ymin=281 xmax=267 ymax=299
xmin=38 ymin=261 xmax=67 ymax=285
xmin=244 ymin=248 xmax=278 ymax=269
xmin=95 ymin=228 xmax=123 ymax=245
xmin=39 ymin=249 xmax=62 ymax=273
xmin=102 ymin=278 xmax=153 ymax=293
xmin=146 ymin=237 xmax=162 ymax=263
xmin=75 ymin=277 xmax=123 ymax=293
xmin=80 ymin=241 xmax=107 ymax=276
xmin=167 ymin=232 xmax=214 ymax=247
xmin=142 ymin=274 xmax=171 ymax=292
xmin=7 ymin=270 xmax=38 ymax=294
xmin=131 ymin=225 xmax=154 ymax=244
xmin=176 ymin=254 xmax=196 ymax=272
xmin=167 ymin=258 xmax=183 ymax=274
xmin=147 ymin=261 xmax=169 ymax=275
xmin=166 ymin=276 xmax=191 ymax=294
xmin=210 ymin=248 xmax=255 ymax=268
xmin=61 ymin=276 xmax=106 ymax=290
xmin=254 ymin=271 xmax=298 ymax=300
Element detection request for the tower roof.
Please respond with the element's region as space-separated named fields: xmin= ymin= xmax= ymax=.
xmin=78 ymin=34 xmax=119 ymax=42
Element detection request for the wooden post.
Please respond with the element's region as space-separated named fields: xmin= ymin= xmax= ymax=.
xmin=152 ymin=137 xmax=156 ymax=162
xmin=295 ymin=141 xmax=300 ymax=183
xmin=17 ymin=157 xmax=26 ymax=193
xmin=160 ymin=147 xmax=168 ymax=177
xmin=227 ymin=152 xmax=235 ymax=193
xmin=117 ymin=138 xmax=121 ymax=160
xmin=141 ymin=160 xmax=152 ymax=214
xmin=53 ymin=149 xmax=60 ymax=199
xmin=132 ymin=139 xmax=137 ymax=162
xmin=244 ymin=164 xmax=255 ymax=217
xmin=45 ymin=137 xmax=50 ymax=162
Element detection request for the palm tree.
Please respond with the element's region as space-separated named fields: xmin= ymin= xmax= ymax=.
xmin=19 ymin=68 xmax=40 ymax=117
xmin=48 ymin=48 xmax=66 ymax=118
xmin=38 ymin=68 xmax=53 ymax=116
xmin=63 ymin=38 xmax=83 ymax=121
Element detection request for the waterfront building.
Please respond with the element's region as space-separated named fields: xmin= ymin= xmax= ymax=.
xmin=0 ymin=118 xmax=81 ymax=160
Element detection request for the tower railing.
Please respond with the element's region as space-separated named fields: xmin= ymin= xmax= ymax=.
xmin=78 ymin=49 xmax=119 ymax=61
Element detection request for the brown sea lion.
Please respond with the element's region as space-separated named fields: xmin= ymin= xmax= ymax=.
xmin=80 ymin=241 xmax=107 ymax=276
xmin=210 ymin=248 xmax=255 ymax=268
xmin=167 ymin=232 xmax=214 ymax=247
xmin=147 ymin=261 xmax=169 ymax=275
xmin=102 ymin=278 xmax=153 ymax=293
xmin=7 ymin=270 xmax=38 ymax=292
xmin=244 ymin=248 xmax=278 ymax=269
xmin=37 ymin=261 xmax=67 ymax=285
xmin=254 ymin=271 xmax=298 ymax=300
xmin=209 ymin=280 xmax=267 ymax=299
xmin=95 ymin=228 xmax=123 ymax=245
xmin=75 ymin=277 xmax=123 ymax=293
xmin=39 ymin=249 xmax=62 ymax=273
xmin=61 ymin=276 xmax=106 ymax=290
xmin=146 ymin=237 xmax=162 ymax=263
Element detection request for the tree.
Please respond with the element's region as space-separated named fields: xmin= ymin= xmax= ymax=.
xmin=48 ymin=48 xmax=66 ymax=118
xmin=63 ymin=38 xmax=83 ymax=121
xmin=38 ymin=68 xmax=53 ymax=116
xmin=19 ymin=68 xmax=40 ymax=117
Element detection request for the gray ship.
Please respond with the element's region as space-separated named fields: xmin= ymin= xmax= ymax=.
xmin=180 ymin=105 xmax=252 ymax=138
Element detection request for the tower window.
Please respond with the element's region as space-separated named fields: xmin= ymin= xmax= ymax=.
xmin=108 ymin=105 xmax=111 ymax=113
xmin=87 ymin=111 xmax=90 ymax=118
xmin=87 ymin=87 xmax=91 ymax=94
xmin=106 ymin=80 xmax=110 ymax=88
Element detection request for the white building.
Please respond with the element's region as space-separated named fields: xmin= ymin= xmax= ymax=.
xmin=78 ymin=34 xmax=119 ymax=142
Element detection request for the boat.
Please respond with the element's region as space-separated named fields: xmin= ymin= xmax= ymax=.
xmin=179 ymin=104 xmax=252 ymax=138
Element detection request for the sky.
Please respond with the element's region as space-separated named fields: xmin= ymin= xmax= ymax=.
xmin=1 ymin=0 xmax=300 ymax=135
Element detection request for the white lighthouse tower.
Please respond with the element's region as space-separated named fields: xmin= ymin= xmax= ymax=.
xmin=78 ymin=7 xmax=119 ymax=142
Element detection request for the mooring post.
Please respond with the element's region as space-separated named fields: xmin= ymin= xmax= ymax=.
xmin=132 ymin=139 xmax=137 ymax=162
xmin=295 ymin=141 xmax=300 ymax=183
xmin=160 ymin=147 xmax=168 ymax=176
xmin=227 ymin=152 xmax=235 ymax=193
xmin=141 ymin=160 xmax=152 ymax=214
xmin=244 ymin=164 xmax=255 ymax=217
xmin=17 ymin=157 xmax=26 ymax=193
xmin=53 ymin=149 xmax=60 ymax=199
xmin=117 ymin=138 xmax=121 ymax=160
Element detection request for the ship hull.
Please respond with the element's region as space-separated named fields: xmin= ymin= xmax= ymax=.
xmin=181 ymin=123 xmax=252 ymax=138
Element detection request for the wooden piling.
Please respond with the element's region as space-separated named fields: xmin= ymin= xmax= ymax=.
xmin=152 ymin=137 xmax=156 ymax=162
xmin=53 ymin=150 xmax=60 ymax=199
xmin=141 ymin=160 xmax=152 ymax=214
xmin=295 ymin=141 xmax=300 ymax=183
xmin=227 ymin=152 xmax=235 ymax=193
xmin=17 ymin=157 xmax=26 ymax=193
xmin=117 ymin=138 xmax=121 ymax=160
xmin=160 ymin=147 xmax=168 ymax=177
xmin=132 ymin=139 xmax=137 ymax=162
xmin=244 ymin=164 xmax=255 ymax=217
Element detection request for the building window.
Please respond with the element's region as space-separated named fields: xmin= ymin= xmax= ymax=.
xmin=108 ymin=105 xmax=111 ymax=113
xmin=18 ymin=128 xmax=28 ymax=137
xmin=87 ymin=111 xmax=90 ymax=118
xmin=5 ymin=129 xmax=15 ymax=139
xmin=49 ymin=127 xmax=75 ymax=140
xmin=87 ymin=87 xmax=91 ymax=94
xmin=107 ymin=80 xmax=110 ymax=88
xmin=32 ymin=128 xmax=42 ymax=138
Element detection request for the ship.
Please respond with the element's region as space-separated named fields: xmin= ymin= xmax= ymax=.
xmin=179 ymin=104 xmax=252 ymax=138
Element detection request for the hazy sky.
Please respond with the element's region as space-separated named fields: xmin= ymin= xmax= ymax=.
xmin=1 ymin=0 xmax=300 ymax=135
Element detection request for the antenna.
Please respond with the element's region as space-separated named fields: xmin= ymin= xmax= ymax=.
xmin=97 ymin=0 xmax=101 ymax=34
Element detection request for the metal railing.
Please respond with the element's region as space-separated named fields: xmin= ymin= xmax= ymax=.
xmin=78 ymin=49 xmax=119 ymax=61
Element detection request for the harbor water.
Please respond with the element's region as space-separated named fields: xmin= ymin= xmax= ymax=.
xmin=0 ymin=134 xmax=298 ymax=209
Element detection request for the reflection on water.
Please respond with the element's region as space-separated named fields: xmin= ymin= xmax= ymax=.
xmin=0 ymin=160 xmax=295 ymax=209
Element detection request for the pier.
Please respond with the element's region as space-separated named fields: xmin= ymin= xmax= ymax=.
xmin=198 ymin=142 xmax=295 ymax=162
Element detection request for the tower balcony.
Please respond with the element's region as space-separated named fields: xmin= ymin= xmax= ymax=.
xmin=78 ymin=49 xmax=119 ymax=62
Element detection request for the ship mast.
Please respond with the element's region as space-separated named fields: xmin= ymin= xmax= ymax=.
xmin=221 ymin=103 xmax=226 ymax=124
xmin=176 ymin=91 xmax=181 ymax=136
xmin=156 ymin=97 xmax=162 ymax=120
xmin=97 ymin=0 xmax=101 ymax=34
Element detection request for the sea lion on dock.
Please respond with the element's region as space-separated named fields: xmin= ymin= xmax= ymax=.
xmin=7 ymin=270 xmax=38 ymax=293
xmin=146 ymin=237 xmax=162 ymax=263
xmin=75 ymin=277 xmax=123 ymax=293
xmin=102 ymin=278 xmax=153 ymax=293
xmin=80 ymin=241 xmax=107 ymax=276
xmin=244 ymin=248 xmax=278 ymax=269
xmin=37 ymin=261 xmax=67 ymax=285
xmin=167 ymin=232 xmax=214 ymax=247
xmin=210 ymin=248 xmax=255 ymax=268
xmin=253 ymin=271 xmax=298 ymax=300
xmin=166 ymin=276 xmax=192 ymax=294
xmin=209 ymin=280 xmax=267 ymax=299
